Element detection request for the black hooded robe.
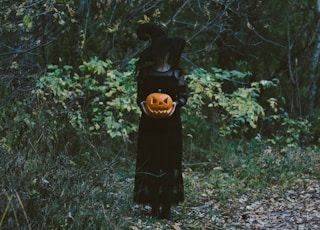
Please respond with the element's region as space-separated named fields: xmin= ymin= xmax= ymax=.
xmin=133 ymin=67 xmax=187 ymax=206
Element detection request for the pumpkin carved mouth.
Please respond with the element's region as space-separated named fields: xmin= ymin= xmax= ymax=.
xmin=145 ymin=92 xmax=174 ymax=118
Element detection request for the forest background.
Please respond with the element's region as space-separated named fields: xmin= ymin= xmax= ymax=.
xmin=1 ymin=0 xmax=320 ymax=229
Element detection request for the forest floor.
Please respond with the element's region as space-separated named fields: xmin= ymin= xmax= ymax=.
xmin=127 ymin=148 xmax=320 ymax=229
xmin=129 ymin=178 xmax=320 ymax=229
xmin=1 ymin=147 xmax=320 ymax=229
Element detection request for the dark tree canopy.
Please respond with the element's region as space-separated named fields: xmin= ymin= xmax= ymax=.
xmin=0 ymin=0 xmax=319 ymax=116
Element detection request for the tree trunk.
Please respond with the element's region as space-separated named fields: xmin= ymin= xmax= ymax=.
xmin=308 ymin=0 xmax=320 ymax=114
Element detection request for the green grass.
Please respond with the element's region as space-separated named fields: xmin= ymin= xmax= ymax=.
xmin=1 ymin=143 xmax=319 ymax=229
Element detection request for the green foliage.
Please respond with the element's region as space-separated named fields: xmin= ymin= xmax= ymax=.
xmin=183 ymin=66 xmax=317 ymax=153
xmin=0 ymin=57 xmax=140 ymax=155
xmin=37 ymin=57 xmax=140 ymax=148
xmin=1 ymin=57 xmax=316 ymax=157
xmin=263 ymin=111 xmax=313 ymax=148
xmin=184 ymin=67 xmax=277 ymax=137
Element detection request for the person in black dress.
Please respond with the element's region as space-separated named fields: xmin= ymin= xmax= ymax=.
xmin=133 ymin=23 xmax=188 ymax=220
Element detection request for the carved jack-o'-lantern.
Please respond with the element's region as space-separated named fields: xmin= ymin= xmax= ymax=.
xmin=145 ymin=92 xmax=173 ymax=118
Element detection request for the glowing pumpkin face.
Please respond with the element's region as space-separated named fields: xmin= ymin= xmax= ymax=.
xmin=145 ymin=92 xmax=173 ymax=118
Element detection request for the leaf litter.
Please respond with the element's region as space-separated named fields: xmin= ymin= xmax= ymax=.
xmin=130 ymin=177 xmax=320 ymax=229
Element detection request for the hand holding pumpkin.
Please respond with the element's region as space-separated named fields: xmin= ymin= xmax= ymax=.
xmin=140 ymin=101 xmax=177 ymax=118
xmin=167 ymin=101 xmax=177 ymax=117
xmin=140 ymin=101 xmax=149 ymax=116
xmin=140 ymin=92 xmax=177 ymax=118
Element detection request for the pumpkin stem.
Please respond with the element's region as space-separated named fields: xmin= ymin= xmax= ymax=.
xmin=158 ymin=88 xmax=162 ymax=93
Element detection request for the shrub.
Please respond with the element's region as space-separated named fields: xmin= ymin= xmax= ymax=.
xmin=0 ymin=57 xmax=315 ymax=158
xmin=182 ymin=67 xmax=281 ymax=161
xmin=0 ymin=57 xmax=140 ymax=156
xmin=184 ymin=67 xmax=277 ymax=136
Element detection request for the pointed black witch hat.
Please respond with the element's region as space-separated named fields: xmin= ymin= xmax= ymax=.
xmin=136 ymin=23 xmax=186 ymax=70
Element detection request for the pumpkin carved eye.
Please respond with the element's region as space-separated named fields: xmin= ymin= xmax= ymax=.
xmin=145 ymin=92 xmax=173 ymax=118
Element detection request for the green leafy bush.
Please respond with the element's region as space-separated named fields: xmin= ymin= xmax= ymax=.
xmin=0 ymin=57 xmax=141 ymax=156
xmin=184 ymin=67 xmax=316 ymax=151
xmin=38 ymin=57 xmax=140 ymax=140
xmin=182 ymin=67 xmax=281 ymax=162
xmin=263 ymin=111 xmax=313 ymax=148
xmin=0 ymin=57 xmax=316 ymax=157
xmin=184 ymin=67 xmax=277 ymax=137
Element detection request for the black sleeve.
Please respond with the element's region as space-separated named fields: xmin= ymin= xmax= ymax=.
xmin=175 ymin=69 xmax=188 ymax=107
xmin=136 ymin=72 xmax=146 ymax=109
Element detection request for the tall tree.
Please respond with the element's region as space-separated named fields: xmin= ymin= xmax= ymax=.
xmin=308 ymin=0 xmax=320 ymax=114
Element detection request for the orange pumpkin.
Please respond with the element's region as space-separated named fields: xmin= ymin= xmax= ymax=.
xmin=145 ymin=92 xmax=173 ymax=118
